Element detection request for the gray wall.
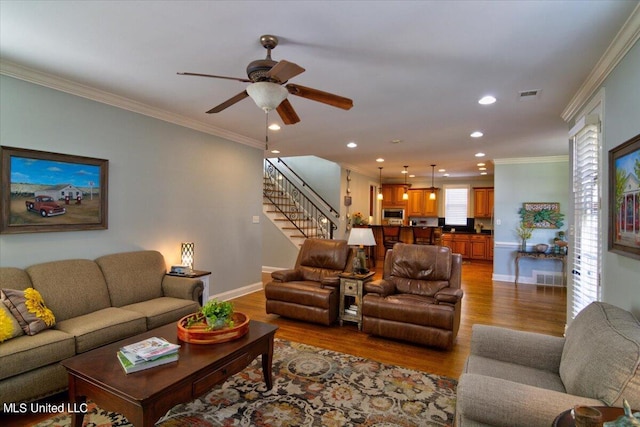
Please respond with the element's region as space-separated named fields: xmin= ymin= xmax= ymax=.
xmin=493 ymin=159 xmax=570 ymax=283
xmin=0 ymin=75 xmax=264 ymax=296
xmin=600 ymin=40 xmax=640 ymax=317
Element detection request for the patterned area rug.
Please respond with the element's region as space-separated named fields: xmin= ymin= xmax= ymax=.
xmin=34 ymin=339 xmax=457 ymax=426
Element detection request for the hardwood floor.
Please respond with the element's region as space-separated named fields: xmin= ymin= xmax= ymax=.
xmin=1 ymin=260 xmax=566 ymax=426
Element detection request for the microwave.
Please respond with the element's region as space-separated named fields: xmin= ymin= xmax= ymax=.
xmin=382 ymin=208 xmax=405 ymax=221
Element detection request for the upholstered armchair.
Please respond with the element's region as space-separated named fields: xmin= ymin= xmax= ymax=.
xmin=362 ymin=243 xmax=463 ymax=349
xmin=265 ymin=238 xmax=354 ymax=326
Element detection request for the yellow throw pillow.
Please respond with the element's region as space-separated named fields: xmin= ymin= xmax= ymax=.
xmin=0 ymin=303 xmax=24 ymax=342
xmin=1 ymin=288 xmax=56 ymax=335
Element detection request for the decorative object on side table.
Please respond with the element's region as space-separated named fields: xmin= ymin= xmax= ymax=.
xmin=534 ymin=243 xmax=549 ymax=253
xmin=347 ymin=227 xmax=377 ymax=274
xmin=604 ymin=400 xmax=640 ymax=427
xmin=515 ymin=222 xmax=533 ymax=251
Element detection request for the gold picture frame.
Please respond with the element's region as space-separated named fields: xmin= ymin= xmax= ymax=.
xmin=1 ymin=146 xmax=108 ymax=234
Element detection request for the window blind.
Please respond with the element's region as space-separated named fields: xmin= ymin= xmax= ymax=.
xmin=445 ymin=187 xmax=468 ymax=225
xmin=571 ymin=122 xmax=600 ymax=319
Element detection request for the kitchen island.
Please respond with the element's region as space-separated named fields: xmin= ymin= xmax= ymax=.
xmin=367 ymin=225 xmax=493 ymax=261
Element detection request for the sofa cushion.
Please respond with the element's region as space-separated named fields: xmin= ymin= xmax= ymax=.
xmin=0 ymin=328 xmax=75 ymax=380
xmin=96 ymin=250 xmax=166 ymax=307
xmin=0 ymin=267 xmax=33 ymax=291
xmin=55 ymin=307 xmax=147 ymax=353
xmin=560 ymin=302 xmax=640 ymax=408
xmin=122 ymin=297 xmax=200 ymax=330
xmin=1 ymin=288 xmax=55 ymax=335
xmin=26 ymin=259 xmax=112 ymax=322
xmin=0 ymin=303 xmax=24 ymax=342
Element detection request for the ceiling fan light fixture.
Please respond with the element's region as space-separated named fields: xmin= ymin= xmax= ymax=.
xmin=246 ymin=82 xmax=288 ymax=112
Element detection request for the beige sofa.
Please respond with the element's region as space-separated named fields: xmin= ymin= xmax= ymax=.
xmin=0 ymin=250 xmax=203 ymax=407
xmin=456 ymin=302 xmax=640 ymax=426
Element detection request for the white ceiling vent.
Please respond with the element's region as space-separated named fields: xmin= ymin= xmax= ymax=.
xmin=519 ymin=89 xmax=541 ymax=100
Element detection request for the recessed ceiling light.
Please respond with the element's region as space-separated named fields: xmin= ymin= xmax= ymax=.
xmin=443 ymin=173 xmax=450 ymax=177
xmin=438 ymin=168 xmax=446 ymax=172
xmin=401 ymin=169 xmax=408 ymax=174
xmin=271 ymin=149 xmax=280 ymax=154
xmin=409 ymin=174 xmax=416 ymax=178
xmin=268 ymin=124 xmax=281 ymax=131
xmin=479 ymin=167 xmax=487 ymax=171
xmin=479 ymin=95 xmax=496 ymax=105
xmin=470 ymin=131 xmax=484 ymax=138
xmin=376 ymin=158 xmax=385 ymax=162
xmin=475 ymin=152 xmax=486 ymax=157
xmin=391 ymin=139 xmax=403 ymax=144
xmin=480 ymin=172 xmax=487 ymax=175
xmin=347 ymin=142 xmax=357 ymax=148
xmin=477 ymin=163 xmax=485 ymax=166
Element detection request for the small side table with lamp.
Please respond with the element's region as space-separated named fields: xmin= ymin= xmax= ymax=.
xmin=347 ymin=227 xmax=377 ymax=274
xmin=340 ymin=227 xmax=377 ymax=329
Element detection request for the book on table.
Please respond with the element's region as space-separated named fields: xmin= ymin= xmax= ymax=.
xmin=120 ymin=336 xmax=180 ymax=363
xmin=117 ymin=350 xmax=178 ymax=374
xmin=117 ymin=336 xmax=180 ymax=373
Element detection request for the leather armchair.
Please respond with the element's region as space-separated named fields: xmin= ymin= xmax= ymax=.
xmin=362 ymin=243 xmax=463 ymax=349
xmin=265 ymin=238 xmax=354 ymax=326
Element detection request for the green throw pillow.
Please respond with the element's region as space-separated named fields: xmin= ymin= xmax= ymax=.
xmin=0 ymin=303 xmax=24 ymax=342
xmin=1 ymin=288 xmax=56 ymax=336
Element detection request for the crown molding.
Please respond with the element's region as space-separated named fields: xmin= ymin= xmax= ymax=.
xmin=0 ymin=60 xmax=265 ymax=150
xmin=562 ymin=4 xmax=640 ymax=122
xmin=494 ymin=155 xmax=569 ymax=165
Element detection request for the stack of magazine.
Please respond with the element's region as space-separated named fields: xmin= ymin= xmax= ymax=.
xmin=117 ymin=337 xmax=180 ymax=374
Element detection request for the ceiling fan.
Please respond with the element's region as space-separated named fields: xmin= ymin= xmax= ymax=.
xmin=178 ymin=35 xmax=353 ymax=125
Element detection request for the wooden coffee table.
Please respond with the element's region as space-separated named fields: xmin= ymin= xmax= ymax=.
xmin=61 ymin=320 xmax=278 ymax=427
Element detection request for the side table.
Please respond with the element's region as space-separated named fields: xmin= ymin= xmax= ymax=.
xmin=167 ymin=269 xmax=211 ymax=305
xmin=515 ymin=251 xmax=566 ymax=286
xmin=338 ymin=271 xmax=375 ymax=330
xmin=552 ymin=406 xmax=630 ymax=426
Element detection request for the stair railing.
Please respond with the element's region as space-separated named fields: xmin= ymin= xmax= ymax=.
xmin=263 ymin=158 xmax=339 ymax=239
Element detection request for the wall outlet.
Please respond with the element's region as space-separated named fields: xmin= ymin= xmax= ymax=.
xmin=495 ymin=219 xmax=501 ymax=226
xmin=252 ymin=216 xmax=260 ymax=224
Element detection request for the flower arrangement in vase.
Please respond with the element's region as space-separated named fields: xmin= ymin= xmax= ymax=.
xmin=351 ymin=211 xmax=367 ymax=226
xmin=515 ymin=222 xmax=534 ymax=251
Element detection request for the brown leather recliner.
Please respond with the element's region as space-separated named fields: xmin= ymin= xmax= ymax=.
xmin=265 ymin=238 xmax=354 ymax=326
xmin=362 ymin=243 xmax=463 ymax=349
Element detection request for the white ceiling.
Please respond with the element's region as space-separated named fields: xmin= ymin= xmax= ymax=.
xmin=1 ymin=0 xmax=638 ymax=181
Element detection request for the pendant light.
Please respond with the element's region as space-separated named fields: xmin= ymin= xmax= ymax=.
xmin=429 ymin=164 xmax=437 ymax=200
xmin=402 ymin=166 xmax=409 ymax=200
xmin=377 ymin=167 xmax=384 ymax=200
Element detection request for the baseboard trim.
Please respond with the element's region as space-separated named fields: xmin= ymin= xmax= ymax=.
xmin=210 ymin=282 xmax=263 ymax=302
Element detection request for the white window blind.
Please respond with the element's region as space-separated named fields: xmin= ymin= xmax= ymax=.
xmin=445 ymin=187 xmax=468 ymax=225
xmin=571 ymin=121 xmax=601 ymax=319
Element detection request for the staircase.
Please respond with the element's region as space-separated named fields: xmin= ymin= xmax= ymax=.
xmin=263 ymin=158 xmax=338 ymax=245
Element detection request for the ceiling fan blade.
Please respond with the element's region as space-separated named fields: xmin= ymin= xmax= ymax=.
xmin=286 ymin=84 xmax=353 ymax=110
xmin=276 ymin=99 xmax=301 ymax=125
xmin=178 ymin=72 xmax=251 ymax=83
xmin=266 ymin=60 xmax=305 ymax=83
xmin=206 ymin=91 xmax=249 ymax=114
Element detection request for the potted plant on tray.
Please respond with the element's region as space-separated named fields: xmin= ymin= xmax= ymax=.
xmin=200 ymin=299 xmax=235 ymax=330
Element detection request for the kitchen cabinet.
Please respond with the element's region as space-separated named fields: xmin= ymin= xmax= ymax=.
xmin=442 ymin=233 xmax=493 ymax=260
xmin=470 ymin=235 xmax=487 ymax=259
xmin=441 ymin=233 xmax=470 ymax=259
xmin=407 ymin=189 xmax=439 ymax=217
xmin=473 ymin=187 xmax=494 ymax=218
xmin=381 ymin=184 xmax=408 ymax=207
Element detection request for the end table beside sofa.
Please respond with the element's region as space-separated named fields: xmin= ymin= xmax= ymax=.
xmin=0 ymin=250 xmax=203 ymax=407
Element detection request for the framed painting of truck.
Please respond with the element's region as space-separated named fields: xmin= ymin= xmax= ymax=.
xmin=1 ymin=146 xmax=108 ymax=234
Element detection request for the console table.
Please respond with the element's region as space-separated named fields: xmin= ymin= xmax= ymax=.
xmin=515 ymin=251 xmax=566 ymax=286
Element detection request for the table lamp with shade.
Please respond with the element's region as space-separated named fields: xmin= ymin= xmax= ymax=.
xmin=347 ymin=228 xmax=377 ymax=274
